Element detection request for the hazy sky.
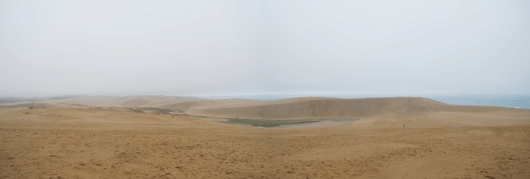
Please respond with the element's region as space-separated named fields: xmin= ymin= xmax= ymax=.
xmin=1 ymin=0 xmax=529 ymax=97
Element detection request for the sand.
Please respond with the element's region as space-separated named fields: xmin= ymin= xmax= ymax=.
xmin=1 ymin=97 xmax=530 ymax=178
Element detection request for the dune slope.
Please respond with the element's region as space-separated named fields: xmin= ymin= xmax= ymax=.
xmin=197 ymin=97 xmax=519 ymax=118
xmin=1 ymin=105 xmax=529 ymax=179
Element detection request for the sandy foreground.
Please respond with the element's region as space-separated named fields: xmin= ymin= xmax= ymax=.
xmin=1 ymin=97 xmax=530 ymax=179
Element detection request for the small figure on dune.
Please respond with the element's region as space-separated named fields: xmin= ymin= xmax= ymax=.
xmin=403 ymin=124 xmax=405 ymax=127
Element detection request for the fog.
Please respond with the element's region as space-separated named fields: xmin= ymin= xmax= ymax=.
xmin=1 ymin=0 xmax=529 ymax=97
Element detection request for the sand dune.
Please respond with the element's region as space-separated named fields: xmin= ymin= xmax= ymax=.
xmin=196 ymin=97 xmax=518 ymax=118
xmin=188 ymin=97 xmax=530 ymax=127
xmin=1 ymin=96 xmax=529 ymax=178
xmin=2 ymin=97 xmax=529 ymax=127
xmin=39 ymin=96 xmax=197 ymax=108
xmin=157 ymin=99 xmax=260 ymax=112
xmin=35 ymin=96 xmax=263 ymax=112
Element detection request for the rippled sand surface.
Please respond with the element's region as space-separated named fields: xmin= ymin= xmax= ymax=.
xmin=1 ymin=97 xmax=530 ymax=178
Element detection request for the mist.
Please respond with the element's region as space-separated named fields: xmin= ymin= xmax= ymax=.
xmin=1 ymin=0 xmax=529 ymax=97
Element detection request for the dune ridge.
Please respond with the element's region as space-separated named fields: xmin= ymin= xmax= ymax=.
xmin=195 ymin=97 xmax=522 ymax=119
xmin=1 ymin=96 xmax=530 ymax=178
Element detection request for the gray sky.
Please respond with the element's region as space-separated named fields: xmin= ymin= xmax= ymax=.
xmin=1 ymin=0 xmax=529 ymax=97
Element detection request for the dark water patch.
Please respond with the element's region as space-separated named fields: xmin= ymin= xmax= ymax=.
xmin=220 ymin=118 xmax=320 ymax=128
xmin=178 ymin=114 xmax=359 ymax=128
xmin=218 ymin=117 xmax=359 ymax=128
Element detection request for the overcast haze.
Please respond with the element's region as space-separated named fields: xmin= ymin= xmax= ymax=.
xmin=1 ymin=0 xmax=529 ymax=97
